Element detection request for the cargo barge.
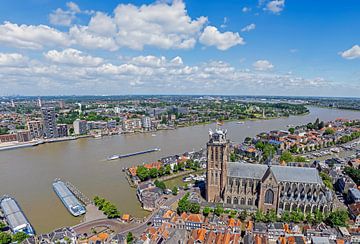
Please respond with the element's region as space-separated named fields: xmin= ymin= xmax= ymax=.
xmin=0 ymin=196 xmax=35 ymax=235
xmin=52 ymin=180 xmax=86 ymax=217
xmin=107 ymin=147 xmax=160 ymax=161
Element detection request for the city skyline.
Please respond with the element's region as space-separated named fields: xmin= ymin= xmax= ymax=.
xmin=0 ymin=0 xmax=359 ymax=96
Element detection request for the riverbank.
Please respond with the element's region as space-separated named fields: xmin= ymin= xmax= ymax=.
xmin=0 ymin=135 xmax=91 ymax=151
xmin=0 ymin=106 xmax=359 ymax=233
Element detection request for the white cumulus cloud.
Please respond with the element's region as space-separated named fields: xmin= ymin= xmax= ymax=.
xmin=199 ymin=26 xmax=244 ymax=50
xmin=112 ymin=0 xmax=207 ymax=50
xmin=241 ymin=23 xmax=256 ymax=32
xmin=49 ymin=2 xmax=82 ymax=26
xmin=0 ymin=21 xmax=71 ymax=49
xmin=242 ymin=7 xmax=251 ymax=12
xmin=266 ymin=0 xmax=285 ymax=13
xmin=44 ymin=48 xmax=103 ymax=66
xmin=253 ymin=60 xmax=274 ymax=71
xmin=340 ymin=45 xmax=360 ymax=60
xmin=0 ymin=53 xmax=29 ymax=66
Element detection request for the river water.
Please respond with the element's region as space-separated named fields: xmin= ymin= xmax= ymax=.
xmin=0 ymin=106 xmax=360 ymax=233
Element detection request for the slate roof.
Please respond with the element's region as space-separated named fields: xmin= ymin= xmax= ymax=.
xmin=227 ymin=162 xmax=322 ymax=184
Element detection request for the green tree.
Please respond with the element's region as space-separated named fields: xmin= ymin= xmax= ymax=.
xmin=149 ymin=168 xmax=159 ymax=178
xmin=203 ymin=207 xmax=211 ymax=217
xmin=294 ymin=156 xmax=306 ymax=162
xmin=189 ymin=202 xmax=201 ymax=214
xmin=306 ymin=213 xmax=314 ymax=224
xmin=230 ymin=153 xmax=236 ymax=162
xmin=281 ymin=211 xmax=291 ymax=222
xmin=154 ymin=180 xmax=166 ymax=190
xmin=239 ymin=210 xmax=248 ymax=221
xmin=158 ymin=166 xmax=165 ymax=176
xmin=290 ymin=209 xmax=304 ymax=223
xmin=93 ymin=196 xmax=120 ymax=218
xmin=12 ymin=232 xmax=29 ymax=243
xmin=165 ymin=165 xmax=172 ymax=175
xmin=172 ymin=186 xmax=178 ymax=195
xmin=288 ymin=127 xmax=295 ymax=134
xmin=177 ymin=193 xmax=190 ymax=214
xmin=265 ymin=209 xmax=277 ymax=222
xmin=254 ymin=210 xmax=266 ymax=222
xmin=319 ymin=172 xmax=333 ymax=190
xmin=0 ymin=222 xmax=6 ymax=230
xmin=280 ymin=151 xmax=293 ymax=163
xmin=126 ymin=232 xmax=134 ymax=243
xmin=214 ymin=204 xmax=224 ymax=216
xmin=326 ymin=210 xmax=349 ymax=227
xmin=136 ymin=166 xmax=149 ymax=181
xmin=324 ymin=128 xmax=335 ymax=135
xmin=173 ymin=164 xmax=179 ymax=173
xmin=0 ymin=232 xmax=12 ymax=244
xmin=313 ymin=209 xmax=324 ymax=224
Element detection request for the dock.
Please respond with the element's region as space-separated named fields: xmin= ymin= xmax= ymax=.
xmin=107 ymin=148 xmax=160 ymax=161
xmin=65 ymin=181 xmax=92 ymax=205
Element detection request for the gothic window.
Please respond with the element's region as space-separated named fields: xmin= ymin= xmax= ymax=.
xmin=227 ymin=196 xmax=232 ymax=204
xmin=233 ymin=197 xmax=238 ymax=205
xmin=241 ymin=198 xmax=246 ymax=205
xmin=265 ymin=189 xmax=274 ymax=204
xmin=242 ymin=179 xmax=246 ymax=186
xmin=248 ymin=198 xmax=252 ymax=206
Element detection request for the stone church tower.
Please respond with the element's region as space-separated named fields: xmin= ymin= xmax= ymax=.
xmin=206 ymin=129 xmax=229 ymax=202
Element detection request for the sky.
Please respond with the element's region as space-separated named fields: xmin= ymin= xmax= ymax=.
xmin=0 ymin=0 xmax=359 ymax=97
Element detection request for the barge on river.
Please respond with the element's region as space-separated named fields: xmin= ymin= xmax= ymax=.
xmin=52 ymin=180 xmax=86 ymax=217
xmin=107 ymin=147 xmax=160 ymax=161
xmin=0 ymin=196 xmax=35 ymax=235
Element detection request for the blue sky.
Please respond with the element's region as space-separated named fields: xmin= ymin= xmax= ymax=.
xmin=0 ymin=0 xmax=359 ymax=96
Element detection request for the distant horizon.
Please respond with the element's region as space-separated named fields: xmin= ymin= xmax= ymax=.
xmin=2 ymin=94 xmax=360 ymax=99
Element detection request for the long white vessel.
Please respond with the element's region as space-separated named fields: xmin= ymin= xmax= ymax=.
xmin=52 ymin=180 xmax=86 ymax=217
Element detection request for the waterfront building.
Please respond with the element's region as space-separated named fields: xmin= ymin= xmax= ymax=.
xmin=57 ymin=124 xmax=68 ymax=137
xmin=41 ymin=107 xmax=58 ymax=138
xmin=73 ymin=119 xmax=87 ymax=135
xmin=16 ymin=130 xmax=31 ymax=142
xmin=0 ymin=133 xmax=17 ymax=143
xmin=141 ymin=116 xmax=152 ymax=131
xmin=27 ymin=120 xmax=43 ymax=139
xmin=107 ymin=120 xmax=117 ymax=129
xmin=122 ymin=118 xmax=142 ymax=132
xmin=206 ymin=129 xmax=333 ymax=214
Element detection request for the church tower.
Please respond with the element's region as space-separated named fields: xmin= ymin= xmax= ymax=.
xmin=206 ymin=129 xmax=229 ymax=202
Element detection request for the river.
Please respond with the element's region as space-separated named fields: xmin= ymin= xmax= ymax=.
xmin=0 ymin=106 xmax=359 ymax=233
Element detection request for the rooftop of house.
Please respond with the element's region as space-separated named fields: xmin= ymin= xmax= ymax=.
xmin=349 ymin=202 xmax=360 ymax=216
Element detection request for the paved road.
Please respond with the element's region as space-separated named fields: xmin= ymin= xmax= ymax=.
xmin=118 ymin=191 xmax=186 ymax=235
xmin=73 ymin=191 xmax=186 ymax=236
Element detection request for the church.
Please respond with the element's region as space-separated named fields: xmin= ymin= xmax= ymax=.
xmin=205 ymin=129 xmax=333 ymax=214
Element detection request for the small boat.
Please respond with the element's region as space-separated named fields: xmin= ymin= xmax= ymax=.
xmin=94 ymin=134 xmax=102 ymax=139
xmin=151 ymin=134 xmax=156 ymax=137
xmin=107 ymin=155 xmax=120 ymax=160
xmin=236 ymin=121 xmax=244 ymax=124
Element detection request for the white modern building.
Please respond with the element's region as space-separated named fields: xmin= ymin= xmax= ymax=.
xmin=73 ymin=119 xmax=87 ymax=135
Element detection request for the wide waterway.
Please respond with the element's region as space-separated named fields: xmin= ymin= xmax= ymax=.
xmin=1 ymin=106 xmax=360 ymax=233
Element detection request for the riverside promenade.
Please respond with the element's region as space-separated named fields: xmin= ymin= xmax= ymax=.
xmin=73 ymin=190 xmax=186 ymax=236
